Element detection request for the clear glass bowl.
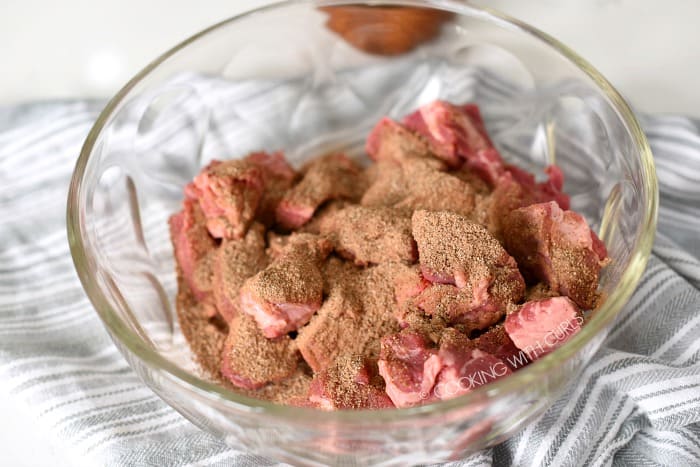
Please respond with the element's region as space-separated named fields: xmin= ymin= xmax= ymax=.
xmin=67 ymin=1 xmax=658 ymax=464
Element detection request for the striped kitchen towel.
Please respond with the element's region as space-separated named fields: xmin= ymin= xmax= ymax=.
xmin=1 ymin=92 xmax=699 ymax=466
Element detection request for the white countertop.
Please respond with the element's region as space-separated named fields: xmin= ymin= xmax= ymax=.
xmin=2 ymin=2 xmax=698 ymax=466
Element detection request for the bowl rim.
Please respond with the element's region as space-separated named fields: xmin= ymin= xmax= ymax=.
xmin=67 ymin=0 xmax=658 ymax=425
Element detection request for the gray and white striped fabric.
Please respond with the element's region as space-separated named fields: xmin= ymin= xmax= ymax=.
xmin=1 ymin=89 xmax=700 ymax=466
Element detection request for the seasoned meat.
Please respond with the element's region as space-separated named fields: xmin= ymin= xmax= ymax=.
xmin=318 ymin=205 xmax=416 ymax=265
xmin=221 ymin=313 xmax=299 ymax=389
xmin=503 ymin=201 xmax=608 ymax=309
xmin=504 ymin=296 xmax=583 ymax=360
xmin=308 ymin=355 xmax=394 ymax=410
xmin=169 ymin=198 xmax=216 ymax=300
xmin=276 ymin=153 xmax=365 ymax=229
xmin=211 ymin=223 xmax=268 ymax=322
xmin=239 ymin=234 xmax=331 ymax=338
xmin=185 ymin=159 xmax=265 ymax=239
xmin=411 ymin=210 xmax=525 ymax=307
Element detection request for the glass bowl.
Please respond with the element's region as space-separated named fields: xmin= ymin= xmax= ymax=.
xmin=67 ymin=1 xmax=658 ymax=464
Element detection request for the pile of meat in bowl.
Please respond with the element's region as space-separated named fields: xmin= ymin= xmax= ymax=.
xmin=169 ymin=100 xmax=609 ymax=410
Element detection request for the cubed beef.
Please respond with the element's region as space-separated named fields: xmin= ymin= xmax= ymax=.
xmin=265 ymin=231 xmax=291 ymax=260
xmin=246 ymin=150 xmax=296 ymax=181
xmin=411 ymin=210 xmax=525 ymax=302
xmin=362 ymin=160 xmax=476 ymax=218
xmin=378 ymin=328 xmax=510 ymax=406
xmin=169 ymin=198 xmax=217 ymax=301
xmin=297 ymin=259 xmax=405 ymax=372
xmin=393 ymin=266 xmax=431 ymax=310
xmin=402 ymin=101 xmax=492 ymax=166
xmin=525 ymin=282 xmax=559 ymax=302
xmin=473 ymin=325 xmax=528 ymax=371
xmin=185 ymin=159 xmax=265 ymax=239
xmin=391 ymin=266 xmax=433 ymax=327
xmin=220 ymin=313 xmax=299 ymax=390
xmin=505 ymin=164 xmax=570 ymax=210
xmin=393 ymin=162 xmax=476 ymax=217
xmin=377 ymin=331 xmax=442 ymax=407
xmin=452 ymin=164 xmax=492 ymax=195
xmin=308 ymin=355 xmax=394 ymax=410
xmin=360 ymin=161 xmax=410 ymax=208
xmin=504 ymin=296 xmax=583 ymax=360
xmin=503 ymin=201 xmax=608 ymax=309
xmin=318 ymin=205 xmax=416 ymax=265
xmin=474 ymin=164 xmax=571 ymax=241
xmin=211 ymin=223 xmax=268 ymax=322
xmin=435 ymin=348 xmax=510 ymax=398
xmin=276 ymin=153 xmax=365 ymax=229
xmin=434 ymin=329 xmax=512 ymax=399
xmin=240 ymin=234 xmax=332 ymax=338
xmin=244 ymin=151 xmax=297 ymax=225
xmin=411 ymin=283 xmax=505 ymax=332
xmin=365 ymin=117 xmax=448 ymax=169
xmin=297 ymin=279 xmax=363 ymax=372
xmin=297 ymin=200 xmax=350 ymax=235
xmin=404 ymin=100 xmax=503 ymax=188
xmin=401 ymin=100 xmax=569 ymax=210
xmin=466 ymin=148 xmax=505 ymax=187
xmin=472 ymin=171 xmax=529 ymax=240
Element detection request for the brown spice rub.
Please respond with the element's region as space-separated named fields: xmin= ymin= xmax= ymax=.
xmin=239 ymin=234 xmax=332 ymax=338
xmin=265 ymin=230 xmax=291 ymax=260
xmin=361 ymin=160 xmax=475 ymax=217
xmin=525 ymin=283 xmax=559 ymax=302
xmin=169 ymin=101 xmax=608 ymax=410
xmin=190 ymin=249 xmax=216 ymax=298
xmin=365 ymin=117 xmax=446 ymax=169
xmin=252 ymin=370 xmax=313 ymax=405
xmin=245 ymin=151 xmax=298 ymax=226
xmin=299 ymin=199 xmax=350 ymax=235
xmin=296 ymin=287 xmax=361 ymax=372
xmin=308 ymin=354 xmax=394 ymax=410
xmin=411 ymin=283 xmax=505 ymax=332
xmin=221 ymin=313 xmax=299 ymax=390
xmin=549 ymin=247 xmax=603 ymax=310
xmin=503 ymin=202 xmax=604 ymax=309
xmin=437 ymin=326 xmax=474 ymax=352
xmin=175 ymin=277 xmax=227 ymax=380
xmin=245 ymin=255 xmax=323 ymax=305
xmin=471 ymin=172 xmax=531 ymax=241
xmin=318 ymin=205 xmax=416 ymax=265
xmin=411 ymin=210 xmax=524 ymax=299
xmin=296 ymin=258 xmax=407 ymax=372
xmin=360 ymin=161 xmax=411 ymax=208
xmin=394 ymin=162 xmax=476 ymax=216
xmin=393 ymin=264 xmax=430 ymax=310
xmin=453 ymin=165 xmax=492 ymax=195
xmin=211 ymin=223 xmax=269 ymax=322
xmin=276 ymin=153 xmax=366 ymax=229
xmin=399 ymin=309 xmax=447 ymax=345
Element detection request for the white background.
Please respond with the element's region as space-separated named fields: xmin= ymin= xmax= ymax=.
xmin=2 ymin=0 xmax=700 ymax=116
xmin=1 ymin=1 xmax=698 ymax=466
